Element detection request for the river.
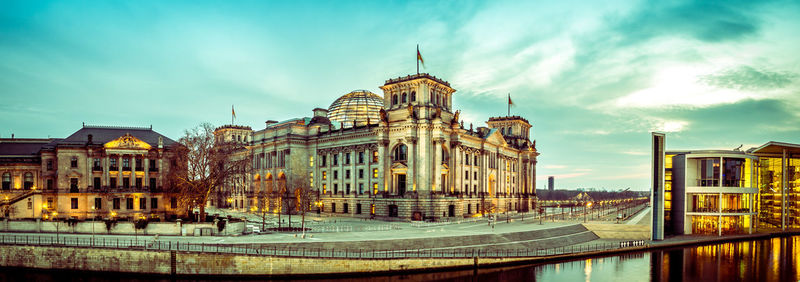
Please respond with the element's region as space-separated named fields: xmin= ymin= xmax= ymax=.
xmin=2 ymin=235 xmax=798 ymax=281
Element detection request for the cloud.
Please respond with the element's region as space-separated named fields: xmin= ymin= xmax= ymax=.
xmin=699 ymin=65 xmax=796 ymax=90
xmin=543 ymin=164 xmax=567 ymax=169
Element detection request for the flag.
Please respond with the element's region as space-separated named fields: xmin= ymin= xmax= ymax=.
xmin=232 ymin=105 xmax=236 ymax=119
xmin=417 ymin=46 xmax=425 ymax=68
xmin=508 ymin=94 xmax=513 ymax=106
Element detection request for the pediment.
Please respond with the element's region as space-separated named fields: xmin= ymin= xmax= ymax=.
xmin=485 ymin=130 xmax=508 ymax=146
xmin=391 ymin=162 xmax=408 ymax=170
xmin=104 ymin=133 xmax=151 ymax=150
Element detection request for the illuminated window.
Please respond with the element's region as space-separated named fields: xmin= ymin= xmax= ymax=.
xmin=372 ymin=151 xmax=378 ymax=163
xmin=23 ymin=172 xmax=33 ymax=189
xmin=309 ymin=156 xmax=314 ymax=167
xmin=322 ymin=171 xmax=327 ymax=180
xmin=71 ymin=198 xmax=78 ymax=209
xmin=373 ymin=169 xmax=378 ymax=178
xmin=373 ymin=183 xmax=378 ymax=194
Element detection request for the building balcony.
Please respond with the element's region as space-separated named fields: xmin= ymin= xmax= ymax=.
xmin=135 ymin=166 xmax=144 ymax=171
xmin=110 ymin=166 xmax=118 ymax=171
xmin=92 ymin=166 xmax=103 ymax=172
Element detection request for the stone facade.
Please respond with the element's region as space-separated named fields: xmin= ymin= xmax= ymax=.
xmin=217 ymin=73 xmax=539 ymax=221
xmin=0 ymin=125 xmax=183 ymax=220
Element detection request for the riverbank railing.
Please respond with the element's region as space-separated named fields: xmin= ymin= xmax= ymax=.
xmin=0 ymin=233 xmax=645 ymax=259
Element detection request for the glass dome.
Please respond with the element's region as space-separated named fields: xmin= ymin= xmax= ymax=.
xmin=327 ymin=90 xmax=384 ymax=126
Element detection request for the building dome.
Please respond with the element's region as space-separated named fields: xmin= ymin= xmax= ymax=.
xmin=327 ymin=90 xmax=384 ymax=126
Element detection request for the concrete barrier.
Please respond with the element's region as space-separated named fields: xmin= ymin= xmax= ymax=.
xmin=0 ymin=220 xmax=244 ymax=236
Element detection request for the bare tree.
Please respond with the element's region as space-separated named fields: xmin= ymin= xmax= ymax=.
xmin=168 ymin=123 xmax=251 ymax=222
xmin=288 ymin=176 xmax=319 ymax=238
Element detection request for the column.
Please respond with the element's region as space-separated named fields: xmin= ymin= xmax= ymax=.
xmin=432 ymin=139 xmax=440 ymax=193
xmin=144 ymin=157 xmax=150 ymax=189
xmin=351 ymin=149 xmax=357 ymax=195
xmin=117 ymin=155 xmax=123 ymax=188
xmin=407 ymin=137 xmax=417 ymax=194
xmin=104 ymin=155 xmax=110 ymax=188
xmin=379 ymin=142 xmax=389 ymax=194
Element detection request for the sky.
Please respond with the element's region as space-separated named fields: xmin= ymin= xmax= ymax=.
xmin=2 ymin=0 xmax=799 ymax=191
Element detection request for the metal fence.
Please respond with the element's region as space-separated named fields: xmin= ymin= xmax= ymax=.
xmin=0 ymin=233 xmax=646 ymax=259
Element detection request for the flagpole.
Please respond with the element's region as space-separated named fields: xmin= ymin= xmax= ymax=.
xmin=231 ymin=105 xmax=234 ymax=125
xmin=507 ymin=94 xmax=510 ymax=116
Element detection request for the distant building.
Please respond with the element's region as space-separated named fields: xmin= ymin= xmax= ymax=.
xmin=652 ymin=137 xmax=800 ymax=237
xmin=215 ymin=72 xmax=540 ymax=221
xmin=0 ymin=125 xmax=184 ymax=220
xmin=548 ymin=176 xmax=554 ymax=191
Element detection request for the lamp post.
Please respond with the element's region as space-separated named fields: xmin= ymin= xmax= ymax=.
xmin=584 ymin=202 xmax=592 ymax=223
xmin=90 ymin=206 xmax=96 ymax=244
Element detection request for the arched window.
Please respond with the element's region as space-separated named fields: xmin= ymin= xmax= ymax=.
xmin=501 ymin=128 xmax=505 ymax=135
xmin=392 ymin=94 xmax=398 ymax=106
xmin=441 ymin=146 xmax=449 ymax=165
xmin=411 ymin=91 xmax=416 ymax=102
xmin=392 ymin=144 xmax=408 ymax=162
xmin=437 ymin=94 xmax=441 ymax=106
xmin=402 ymin=92 xmax=407 ymax=103
xmin=23 ymin=172 xmax=33 ymax=189
xmin=507 ymin=127 xmax=513 ymax=135
xmin=430 ymin=91 xmax=434 ymax=104
xmin=2 ymin=173 xmax=10 ymax=190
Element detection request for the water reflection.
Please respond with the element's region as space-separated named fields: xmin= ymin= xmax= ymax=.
xmin=1 ymin=236 xmax=800 ymax=281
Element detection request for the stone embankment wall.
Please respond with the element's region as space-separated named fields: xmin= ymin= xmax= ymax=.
xmin=0 ymin=219 xmax=245 ymax=236
xmin=0 ymin=245 xmax=523 ymax=276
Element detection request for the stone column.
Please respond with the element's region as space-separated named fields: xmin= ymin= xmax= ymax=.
xmin=143 ymin=157 xmax=150 ymax=189
xmin=432 ymin=139 xmax=441 ymax=193
xmin=406 ymin=136 xmax=418 ymax=194
xmin=104 ymin=155 xmax=110 ymax=188
xmin=117 ymin=155 xmax=123 ymax=188
xmin=351 ymin=149 xmax=357 ymax=195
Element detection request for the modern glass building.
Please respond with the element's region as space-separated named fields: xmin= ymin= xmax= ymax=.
xmin=653 ymin=139 xmax=800 ymax=237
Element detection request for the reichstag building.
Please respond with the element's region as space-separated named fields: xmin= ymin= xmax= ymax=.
xmin=216 ymin=73 xmax=539 ymax=221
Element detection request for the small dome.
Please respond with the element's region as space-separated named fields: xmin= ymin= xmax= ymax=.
xmin=328 ymin=90 xmax=384 ymax=126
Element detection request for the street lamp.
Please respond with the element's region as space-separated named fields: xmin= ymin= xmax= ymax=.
xmin=584 ymin=202 xmax=592 ymax=223
xmin=90 ymin=206 xmax=96 ymax=244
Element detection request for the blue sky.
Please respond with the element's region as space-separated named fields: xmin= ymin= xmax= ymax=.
xmin=2 ymin=0 xmax=799 ymax=191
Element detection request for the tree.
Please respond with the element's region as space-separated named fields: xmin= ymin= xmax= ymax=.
xmin=168 ymin=123 xmax=251 ymax=222
xmin=289 ymin=176 xmax=319 ymax=238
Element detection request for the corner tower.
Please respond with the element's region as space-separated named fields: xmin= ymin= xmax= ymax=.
xmin=486 ymin=116 xmax=533 ymax=149
xmin=379 ymin=73 xmax=456 ymax=122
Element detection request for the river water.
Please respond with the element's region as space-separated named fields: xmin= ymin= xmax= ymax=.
xmin=2 ymin=236 xmax=799 ymax=281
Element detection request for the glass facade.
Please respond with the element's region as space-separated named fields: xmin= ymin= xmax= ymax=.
xmin=698 ymin=158 xmax=720 ymax=186
xmin=758 ymin=157 xmax=782 ymax=228
xmin=664 ymin=154 xmax=674 ymax=234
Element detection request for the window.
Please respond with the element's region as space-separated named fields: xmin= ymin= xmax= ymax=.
xmin=372 ymin=151 xmax=378 ymax=163
xmin=322 ymin=171 xmax=327 ymax=180
xmin=333 ymin=154 xmax=339 ymax=166
xmin=151 ymin=198 xmax=158 ymax=210
xmin=149 ymin=159 xmax=157 ymax=171
xmin=321 ymin=155 xmax=327 ymax=166
xmin=47 ymin=198 xmax=53 ymax=209
xmin=346 ymin=183 xmax=351 ymax=194
xmin=93 ymin=158 xmax=101 ymax=169
xmin=373 ymin=169 xmax=378 ymax=178
xmin=135 ymin=177 xmax=142 ymax=188
xmin=71 ymin=198 xmax=78 ymax=209
xmin=402 ymin=92 xmax=407 ymax=103
xmin=110 ymin=158 xmax=118 ymax=170
xmin=359 ymin=183 xmax=364 ymax=194
xmin=359 ymin=169 xmax=364 ymax=179
xmin=113 ymin=198 xmax=120 ymax=209
xmin=135 ymin=159 xmax=143 ymax=171
xmin=46 ymin=160 xmax=53 ymax=170
xmin=474 ymin=172 xmax=478 ymax=180
xmin=123 ymin=177 xmax=130 ymax=188
xmin=334 ymin=184 xmax=339 ymax=194
xmin=171 ymin=197 xmax=177 ymax=209
xmin=465 ymin=153 xmax=470 ymax=165
xmin=411 ymin=91 xmax=416 ymax=101
xmin=392 ymin=94 xmax=398 ymax=106
xmin=46 ymin=179 xmax=53 ymax=190
xmin=345 ymin=153 xmax=351 ymax=165
xmin=70 ymin=178 xmax=78 ymax=190
xmin=346 ymin=170 xmax=351 ymax=179
xmin=150 ymin=178 xmax=156 ymax=189
xmin=71 ymin=157 xmax=78 ymax=168
xmin=698 ymin=158 xmax=721 ymax=186
xmin=140 ymin=198 xmax=147 ymax=210
xmin=110 ymin=178 xmax=117 ymax=188
xmin=358 ymin=152 xmax=364 ymax=164
xmin=123 ymin=158 xmax=130 ymax=170
xmin=2 ymin=173 xmax=9 ymax=190
xmin=95 ymin=198 xmax=102 ymax=210
xmin=23 ymin=172 xmax=33 ymax=189
xmin=474 ymin=156 xmax=479 ymax=166
xmin=322 ymin=184 xmax=327 ymax=194
xmin=393 ymin=144 xmax=408 ymax=162
xmin=465 ymin=174 xmax=469 ymax=180
xmin=94 ymin=177 xmax=101 ymax=189
xmin=373 ymin=183 xmax=378 ymax=194
xmin=309 ymin=156 xmax=314 ymax=167
xmin=334 ymin=171 xmax=338 ymax=180
xmin=126 ymin=198 xmax=134 ymax=209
